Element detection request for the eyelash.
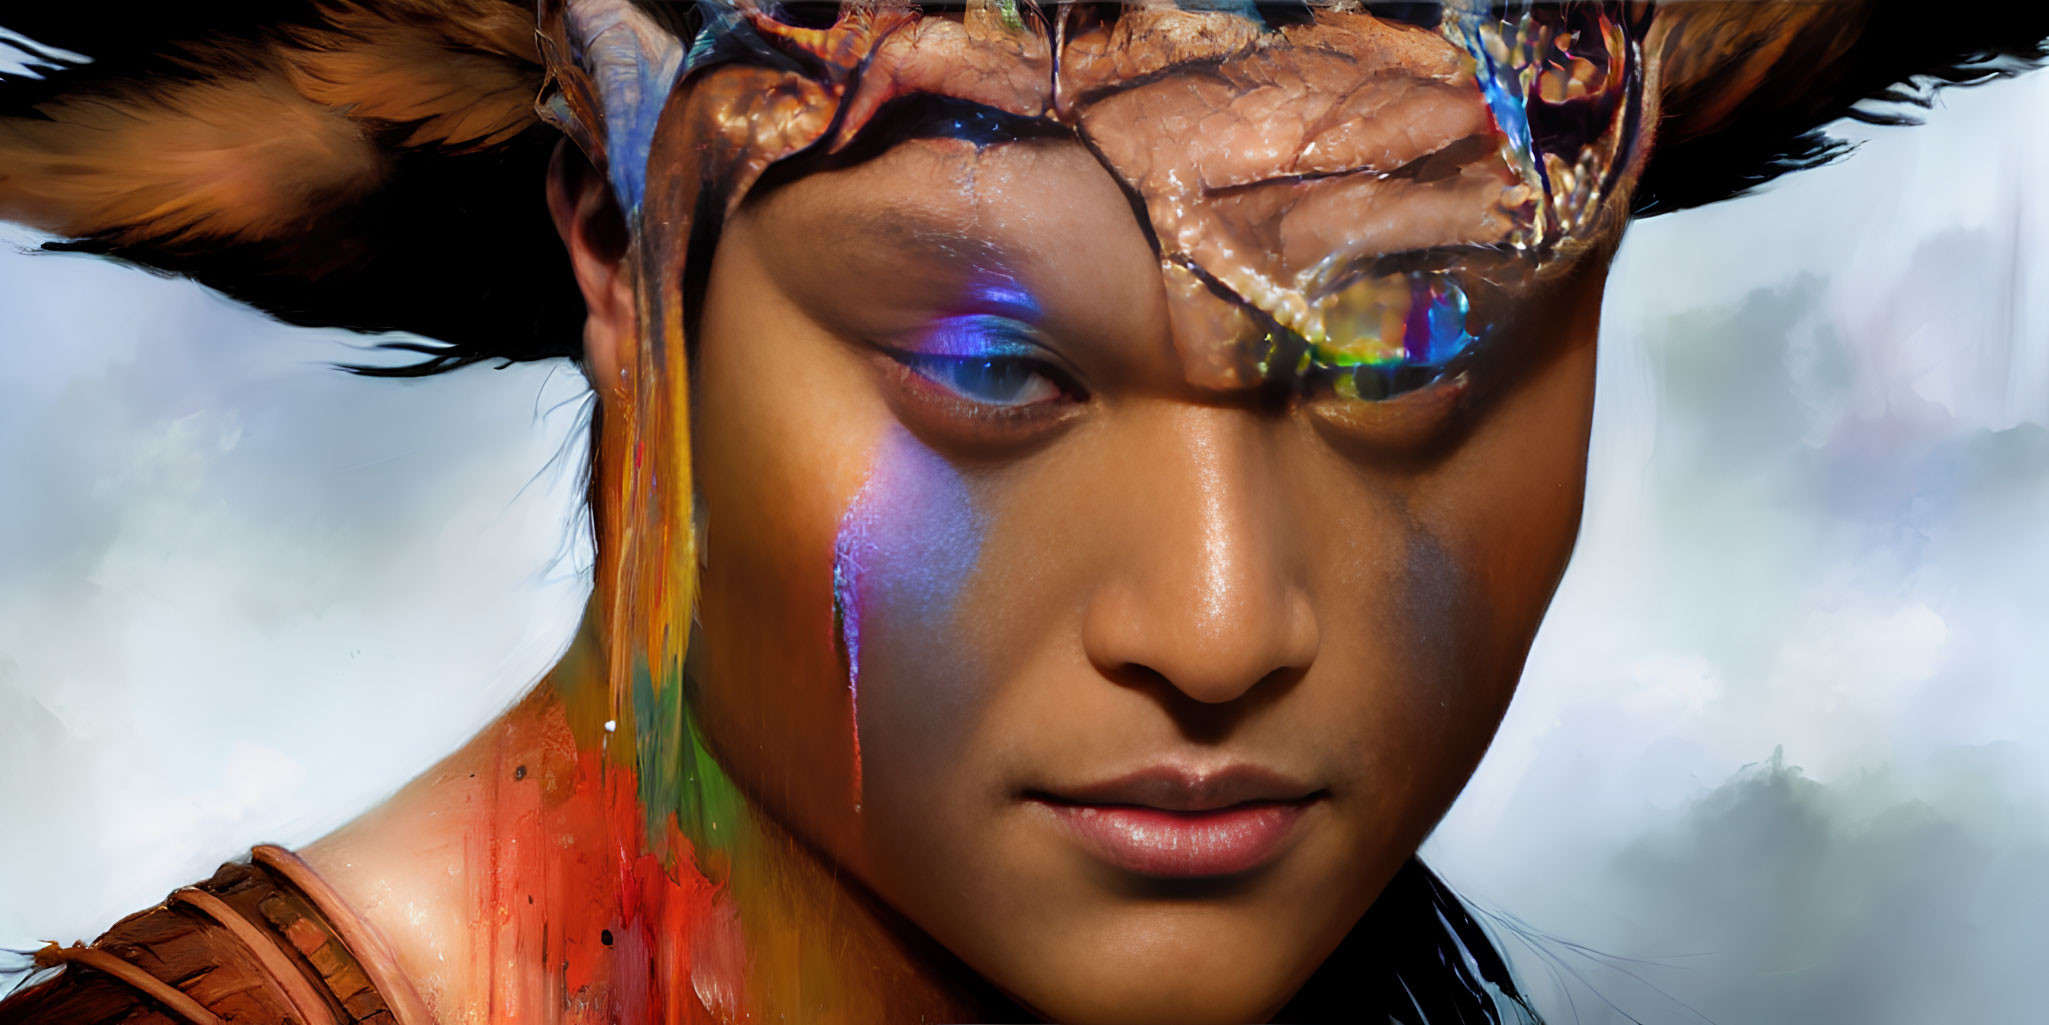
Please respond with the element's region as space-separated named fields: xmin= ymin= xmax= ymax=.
xmin=866 ymin=277 xmax=1500 ymax=453
xmin=868 ymin=316 xmax=1087 ymax=447
xmin=897 ymin=353 xmax=1066 ymax=407
xmin=882 ymin=317 xmax=1080 ymax=410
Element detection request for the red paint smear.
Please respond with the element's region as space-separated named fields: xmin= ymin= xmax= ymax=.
xmin=486 ymin=705 xmax=745 ymax=1024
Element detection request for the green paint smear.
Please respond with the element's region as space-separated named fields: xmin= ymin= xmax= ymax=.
xmin=633 ymin=657 xmax=748 ymax=866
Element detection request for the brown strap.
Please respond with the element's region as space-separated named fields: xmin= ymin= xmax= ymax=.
xmin=0 ymin=847 xmax=432 ymax=1025
xmin=170 ymin=886 xmax=344 ymax=1025
xmin=252 ymin=845 xmax=436 ymax=1025
xmin=41 ymin=946 xmax=227 ymax=1025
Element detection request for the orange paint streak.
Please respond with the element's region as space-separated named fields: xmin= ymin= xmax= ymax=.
xmin=480 ymin=698 xmax=743 ymax=1024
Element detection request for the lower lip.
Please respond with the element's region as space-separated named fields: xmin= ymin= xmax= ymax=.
xmin=1037 ymin=800 xmax=1311 ymax=879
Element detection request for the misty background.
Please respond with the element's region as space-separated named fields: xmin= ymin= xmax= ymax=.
xmin=2 ymin=42 xmax=2045 ymax=1024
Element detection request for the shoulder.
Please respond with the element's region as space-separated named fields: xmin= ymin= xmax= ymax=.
xmin=0 ymin=846 xmax=430 ymax=1025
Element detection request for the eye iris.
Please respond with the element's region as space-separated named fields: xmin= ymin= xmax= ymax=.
xmin=940 ymin=356 xmax=1039 ymax=405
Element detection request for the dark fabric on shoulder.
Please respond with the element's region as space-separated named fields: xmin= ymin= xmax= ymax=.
xmin=1276 ymin=857 xmax=1538 ymax=1024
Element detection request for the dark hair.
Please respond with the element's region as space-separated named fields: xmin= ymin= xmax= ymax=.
xmin=1281 ymin=857 xmax=1542 ymax=1023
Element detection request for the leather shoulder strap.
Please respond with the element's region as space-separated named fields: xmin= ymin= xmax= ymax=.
xmin=0 ymin=847 xmax=428 ymax=1025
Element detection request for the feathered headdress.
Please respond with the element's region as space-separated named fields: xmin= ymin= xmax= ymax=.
xmin=0 ymin=2 xmax=2043 ymax=371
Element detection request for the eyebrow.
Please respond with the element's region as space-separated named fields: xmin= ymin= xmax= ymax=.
xmin=833 ymin=200 xmax=1017 ymax=276
xmin=762 ymin=91 xmax=1088 ymax=281
xmin=796 ymin=200 xmax=1055 ymax=331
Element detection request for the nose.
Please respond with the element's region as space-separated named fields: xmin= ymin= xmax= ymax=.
xmin=1080 ymin=406 xmax=1320 ymax=705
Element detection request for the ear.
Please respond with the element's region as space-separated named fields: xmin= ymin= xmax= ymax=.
xmin=546 ymin=140 xmax=635 ymax=397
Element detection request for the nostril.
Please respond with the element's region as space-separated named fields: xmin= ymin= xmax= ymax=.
xmin=1085 ymin=588 xmax=1320 ymax=709
xmin=1095 ymin=657 xmax=1310 ymax=745
xmin=1081 ymin=530 xmax=1320 ymax=705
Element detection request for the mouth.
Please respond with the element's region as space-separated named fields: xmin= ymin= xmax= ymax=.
xmin=1024 ymin=766 xmax=1327 ymax=880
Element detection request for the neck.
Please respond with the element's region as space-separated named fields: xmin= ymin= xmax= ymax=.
xmin=303 ymin=604 xmax=998 ymax=1024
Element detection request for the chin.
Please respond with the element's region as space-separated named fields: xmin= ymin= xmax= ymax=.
xmin=979 ymin=901 xmax=1335 ymax=1025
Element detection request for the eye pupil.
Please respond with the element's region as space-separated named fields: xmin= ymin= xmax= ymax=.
xmin=948 ymin=358 xmax=1037 ymax=404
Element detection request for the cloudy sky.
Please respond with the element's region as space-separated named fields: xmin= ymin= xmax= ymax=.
xmin=2 ymin=48 xmax=2046 ymax=1025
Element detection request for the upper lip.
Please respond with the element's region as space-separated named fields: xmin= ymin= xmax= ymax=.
xmin=1028 ymin=764 xmax=1323 ymax=813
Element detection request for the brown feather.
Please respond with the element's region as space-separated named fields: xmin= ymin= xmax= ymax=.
xmin=0 ymin=59 xmax=384 ymax=245
xmin=284 ymin=1 xmax=542 ymax=149
xmin=0 ymin=0 xmax=541 ymax=249
xmin=1649 ymin=1 xmax=1870 ymax=147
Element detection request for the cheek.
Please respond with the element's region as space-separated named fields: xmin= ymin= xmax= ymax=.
xmin=833 ymin=427 xmax=989 ymax=810
xmin=1275 ymin=452 xmax=1499 ymax=857
xmin=1303 ymin=315 xmax=1599 ymax=848
xmin=688 ymin=259 xmax=897 ymax=852
xmin=1388 ymin=322 xmax=1599 ymax=779
xmin=692 ymin=355 xmax=998 ymax=863
xmin=1424 ymin=300 xmax=1601 ymax=685
xmin=692 ymin=398 xmax=868 ymax=845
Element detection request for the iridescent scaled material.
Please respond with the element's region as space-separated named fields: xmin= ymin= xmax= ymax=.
xmin=1448 ymin=2 xmax=1642 ymax=246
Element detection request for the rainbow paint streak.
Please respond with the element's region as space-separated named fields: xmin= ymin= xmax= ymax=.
xmin=833 ymin=428 xmax=988 ymax=813
xmin=832 ymin=495 xmax=872 ymax=808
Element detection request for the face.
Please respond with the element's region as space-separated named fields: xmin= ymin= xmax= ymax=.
xmin=675 ymin=123 xmax=1614 ymax=1021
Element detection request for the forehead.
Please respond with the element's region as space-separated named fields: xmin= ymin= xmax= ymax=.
xmin=740 ymin=137 xmax=1163 ymax=330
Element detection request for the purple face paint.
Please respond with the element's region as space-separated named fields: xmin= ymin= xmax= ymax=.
xmin=832 ymin=497 xmax=871 ymax=807
xmin=832 ymin=426 xmax=987 ymax=811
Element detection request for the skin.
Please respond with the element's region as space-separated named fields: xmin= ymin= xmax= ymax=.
xmin=307 ymin=117 xmax=1623 ymax=1025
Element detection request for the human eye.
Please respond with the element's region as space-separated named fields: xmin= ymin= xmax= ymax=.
xmin=1221 ymin=249 xmax=1496 ymax=420
xmin=870 ymin=313 xmax=1085 ymax=450
xmin=1290 ymin=267 xmax=1481 ymax=404
xmin=899 ymin=352 xmax=1061 ymax=407
xmin=886 ymin=315 xmax=1074 ymax=409
xmin=1271 ymin=252 xmax=1538 ymax=450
